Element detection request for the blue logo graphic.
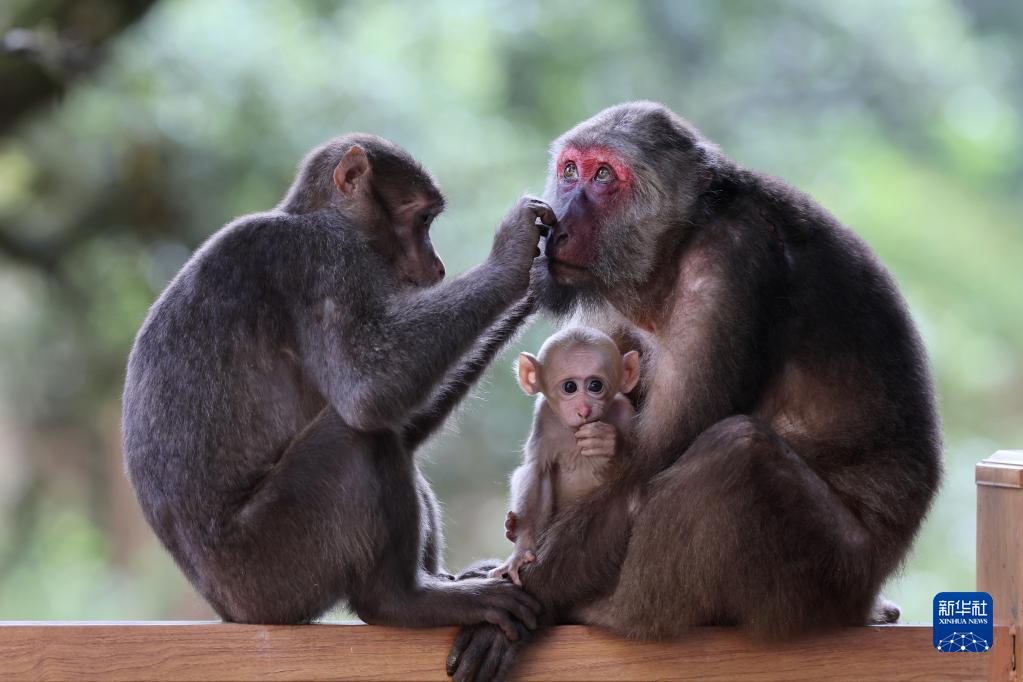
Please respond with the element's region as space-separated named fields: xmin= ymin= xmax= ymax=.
xmin=933 ymin=592 xmax=993 ymax=652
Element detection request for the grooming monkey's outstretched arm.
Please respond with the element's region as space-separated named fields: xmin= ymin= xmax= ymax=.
xmin=403 ymin=295 xmax=535 ymax=451
xmin=303 ymin=199 xmax=554 ymax=434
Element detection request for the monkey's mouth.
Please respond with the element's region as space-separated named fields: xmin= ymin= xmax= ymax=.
xmin=548 ymin=259 xmax=590 ymax=280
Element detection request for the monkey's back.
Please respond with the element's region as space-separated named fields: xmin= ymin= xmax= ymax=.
xmin=735 ymin=171 xmax=942 ymax=550
xmin=122 ymin=212 xmax=361 ymax=545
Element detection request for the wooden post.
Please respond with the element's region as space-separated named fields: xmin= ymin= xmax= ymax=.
xmin=977 ymin=449 xmax=1023 ymax=681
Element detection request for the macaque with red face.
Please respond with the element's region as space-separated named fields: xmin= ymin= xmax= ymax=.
xmin=489 ymin=326 xmax=640 ymax=586
xmin=449 ymin=102 xmax=938 ymax=682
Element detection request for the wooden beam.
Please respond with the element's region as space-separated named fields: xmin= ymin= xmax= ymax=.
xmin=0 ymin=622 xmax=1011 ymax=681
xmin=978 ymin=449 xmax=1023 ymax=681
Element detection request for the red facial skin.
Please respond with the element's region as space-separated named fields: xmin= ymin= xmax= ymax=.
xmin=549 ymin=145 xmax=633 ymax=273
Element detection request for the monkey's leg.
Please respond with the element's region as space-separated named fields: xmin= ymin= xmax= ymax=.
xmin=345 ymin=443 xmax=540 ymax=637
xmin=590 ymin=415 xmax=879 ymax=640
xmin=211 ymin=408 xmax=537 ymax=632
xmin=209 ymin=407 xmax=388 ymax=624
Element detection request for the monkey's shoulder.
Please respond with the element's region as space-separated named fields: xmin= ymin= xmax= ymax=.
xmin=162 ymin=210 xmax=390 ymax=316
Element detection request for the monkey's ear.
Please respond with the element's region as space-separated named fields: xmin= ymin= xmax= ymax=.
xmin=517 ymin=352 xmax=542 ymax=395
xmin=620 ymin=350 xmax=641 ymax=394
xmin=334 ymin=145 xmax=370 ymax=197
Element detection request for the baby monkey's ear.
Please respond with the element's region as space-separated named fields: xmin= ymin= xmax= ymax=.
xmin=620 ymin=350 xmax=641 ymax=394
xmin=516 ymin=352 xmax=542 ymax=395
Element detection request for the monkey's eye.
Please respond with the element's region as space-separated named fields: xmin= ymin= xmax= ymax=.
xmin=562 ymin=380 xmax=578 ymax=394
xmin=587 ymin=379 xmax=604 ymax=393
xmin=594 ymin=166 xmax=614 ymax=183
xmin=563 ymin=162 xmax=578 ymax=181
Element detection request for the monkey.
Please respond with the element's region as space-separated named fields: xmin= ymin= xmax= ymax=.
xmin=447 ymin=102 xmax=941 ymax=682
xmin=488 ymin=326 xmax=641 ymax=586
xmin=122 ymin=133 xmax=558 ymax=637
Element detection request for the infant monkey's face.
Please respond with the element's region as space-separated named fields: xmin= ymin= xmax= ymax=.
xmin=518 ymin=329 xmax=641 ymax=430
xmin=546 ymin=347 xmax=618 ymax=428
xmin=519 ymin=341 xmax=639 ymax=430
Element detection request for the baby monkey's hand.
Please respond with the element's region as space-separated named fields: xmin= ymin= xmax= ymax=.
xmin=489 ymin=548 xmax=537 ymax=587
xmin=576 ymin=420 xmax=618 ymax=458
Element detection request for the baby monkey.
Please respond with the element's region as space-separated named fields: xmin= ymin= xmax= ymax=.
xmin=491 ymin=327 xmax=640 ymax=585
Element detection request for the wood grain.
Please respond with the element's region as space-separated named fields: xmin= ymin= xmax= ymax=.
xmin=978 ymin=449 xmax=1023 ymax=681
xmin=0 ymin=622 xmax=1011 ymax=681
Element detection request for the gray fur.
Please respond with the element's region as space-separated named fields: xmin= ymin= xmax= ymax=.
xmin=122 ymin=133 xmax=547 ymax=633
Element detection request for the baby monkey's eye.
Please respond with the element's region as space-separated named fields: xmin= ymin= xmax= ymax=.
xmin=563 ymin=380 xmax=578 ymax=394
xmin=587 ymin=379 xmax=604 ymax=393
xmin=594 ymin=166 xmax=614 ymax=183
xmin=563 ymin=162 xmax=578 ymax=181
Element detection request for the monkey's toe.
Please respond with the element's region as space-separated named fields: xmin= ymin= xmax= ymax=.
xmin=869 ymin=596 xmax=901 ymax=624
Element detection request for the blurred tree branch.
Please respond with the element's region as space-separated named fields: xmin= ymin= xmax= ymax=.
xmin=0 ymin=0 xmax=158 ymax=136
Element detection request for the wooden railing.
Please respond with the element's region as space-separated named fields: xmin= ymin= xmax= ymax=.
xmin=2 ymin=450 xmax=1020 ymax=681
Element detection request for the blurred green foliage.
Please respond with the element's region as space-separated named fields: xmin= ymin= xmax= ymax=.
xmin=0 ymin=0 xmax=1020 ymax=623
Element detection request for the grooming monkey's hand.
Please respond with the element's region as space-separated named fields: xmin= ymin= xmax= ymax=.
xmin=456 ymin=577 xmax=541 ymax=640
xmin=490 ymin=196 xmax=556 ymax=293
xmin=488 ymin=548 xmax=536 ymax=587
xmin=576 ymin=421 xmax=618 ymax=458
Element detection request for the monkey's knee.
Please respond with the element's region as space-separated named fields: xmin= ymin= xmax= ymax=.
xmin=653 ymin=416 xmax=781 ymax=494
xmin=691 ymin=415 xmax=778 ymax=459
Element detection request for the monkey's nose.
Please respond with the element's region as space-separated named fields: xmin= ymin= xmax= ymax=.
xmin=578 ymin=404 xmax=592 ymax=419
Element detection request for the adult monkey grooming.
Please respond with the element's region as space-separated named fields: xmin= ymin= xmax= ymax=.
xmin=448 ymin=102 xmax=941 ymax=680
xmin=123 ymin=134 xmax=554 ymax=632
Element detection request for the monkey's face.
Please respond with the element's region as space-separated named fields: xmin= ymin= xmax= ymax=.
xmin=392 ymin=198 xmax=446 ymax=288
xmin=544 ymin=348 xmax=618 ymax=429
xmin=369 ymin=192 xmax=446 ymax=289
xmin=544 ymin=145 xmax=634 ymax=288
xmin=534 ymin=102 xmax=714 ymax=315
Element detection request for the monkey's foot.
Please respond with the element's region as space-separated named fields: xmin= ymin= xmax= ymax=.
xmin=447 ymin=623 xmax=531 ymax=682
xmin=488 ymin=550 xmax=536 ymax=586
xmin=869 ymin=596 xmax=901 ymax=624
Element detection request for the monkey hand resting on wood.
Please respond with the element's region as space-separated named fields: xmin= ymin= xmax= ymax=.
xmin=489 ymin=327 xmax=640 ymax=586
xmin=448 ymin=102 xmax=940 ymax=682
xmin=123 ymin=133 xmax=556 ymax=635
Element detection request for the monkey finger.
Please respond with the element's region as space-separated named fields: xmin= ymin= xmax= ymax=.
xmin=508 ymin=565 xmax=522 ymax=587
xmin=490 ymin=626 xmax=528 ymax=682
xmin=524 ymin=198 xmax=557 ymax=228
xmin=488 ymin=584 xmax=540 ymax=629
xmin=498 ymin=591 xmax=539 ymax=631
xmin=575 ymin=422 xmax=614 ymax=439
xmin=506 ymin=582 xmax=542 ymax=617
xmin=483 ymin=607 xmax=520 ymax=641
xmin=475 ymin=640 xmax=504 ymax=682
xmin=576 ymin=437 xmax=614 ymax=450
xmin=447 ymin=626 xmax=476 ymax=677
xmin=451 ymin=628 xmax=491 ymax=682
xmin=477 ymin=628 xmax=521 ymax=682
